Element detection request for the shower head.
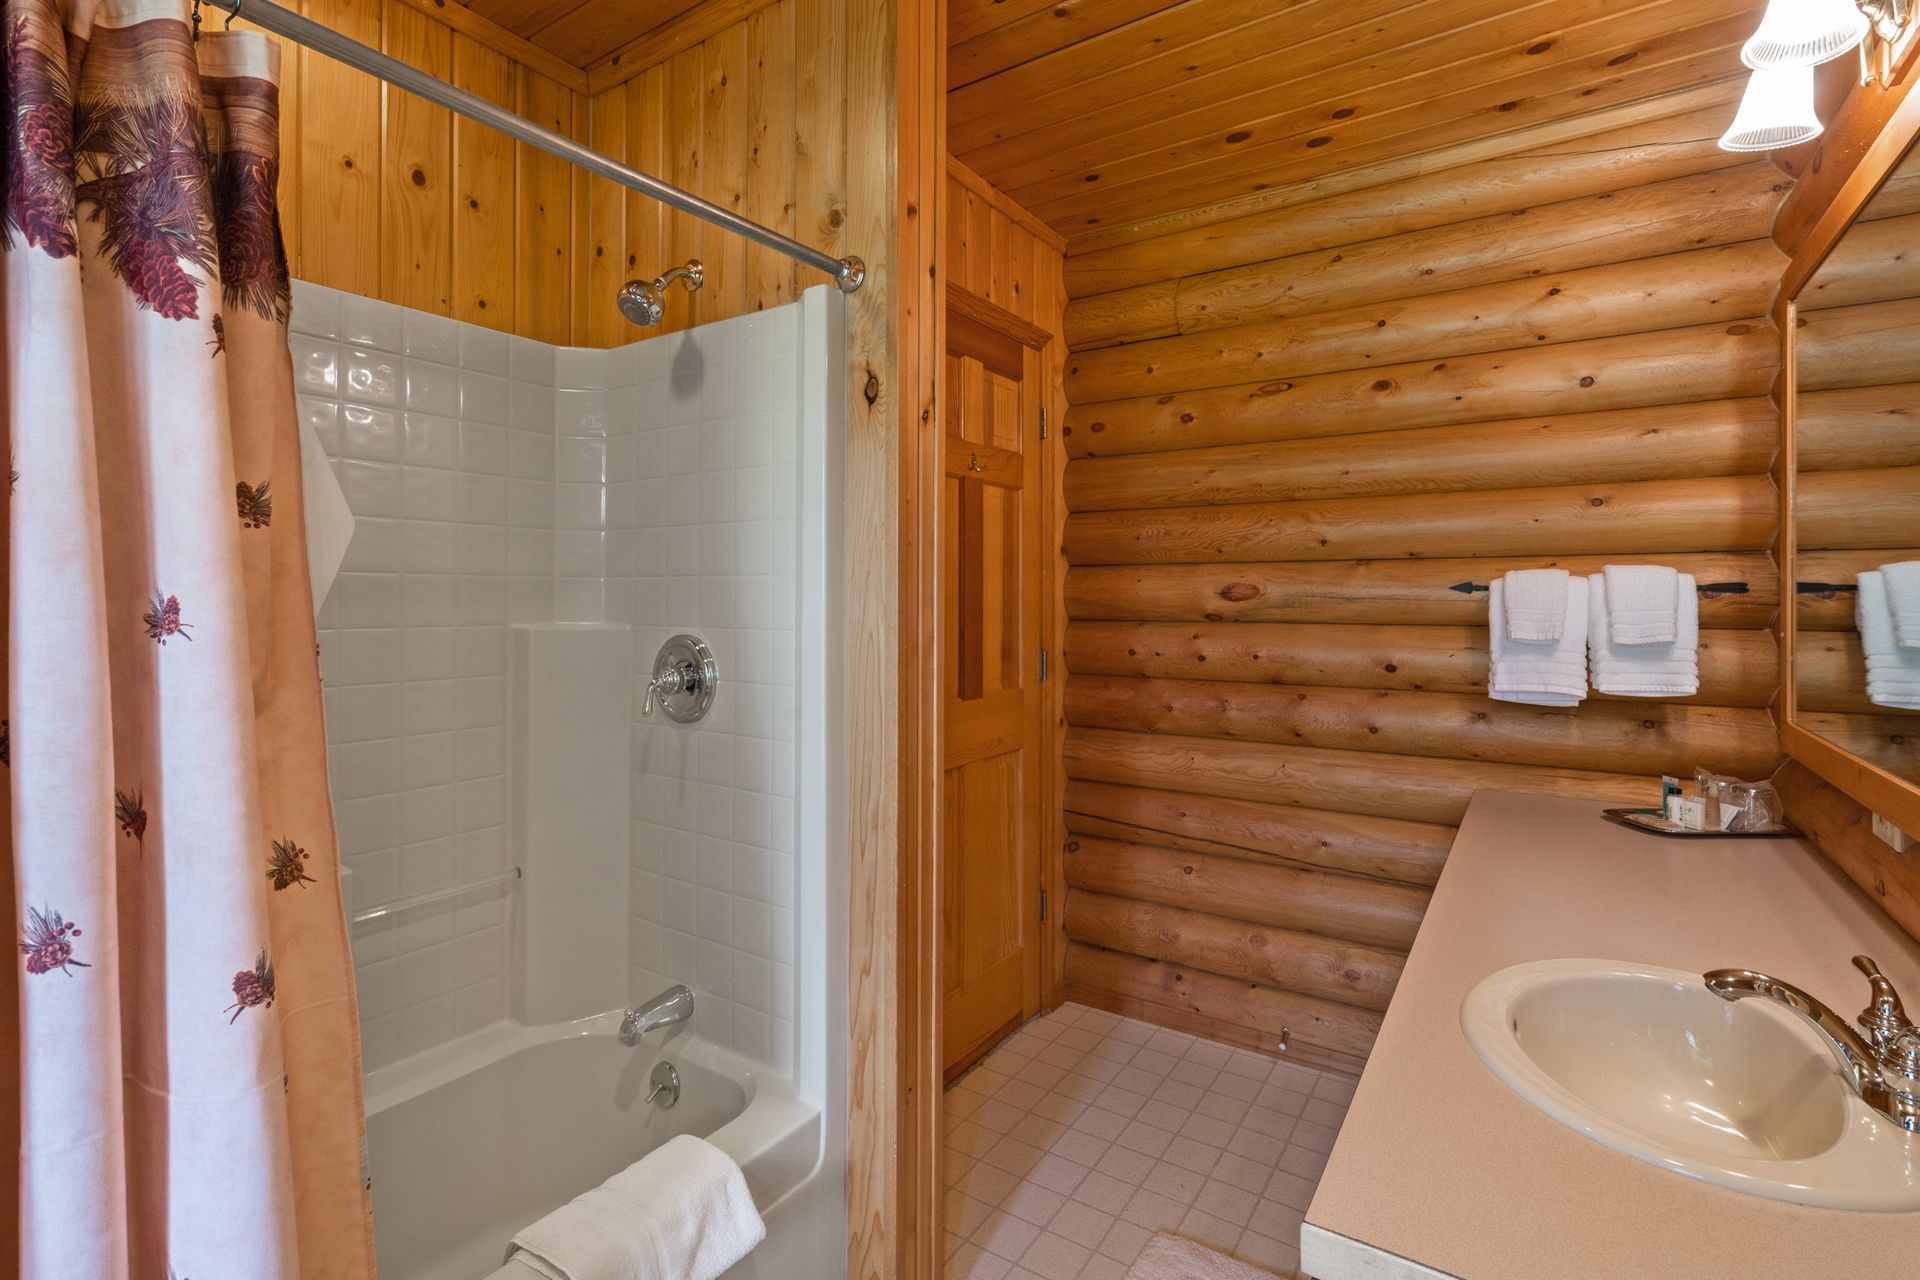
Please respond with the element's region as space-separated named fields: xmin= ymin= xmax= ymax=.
xmin=617 ymin=259 xmax=704 ymax=327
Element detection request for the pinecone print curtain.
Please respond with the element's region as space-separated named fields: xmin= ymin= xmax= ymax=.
xmin=0 ymin=1 xmax=375 ymax=1275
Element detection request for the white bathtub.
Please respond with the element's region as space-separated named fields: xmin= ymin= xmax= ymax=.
xmin=364 ymin=1010 xmax=828 ymax=1280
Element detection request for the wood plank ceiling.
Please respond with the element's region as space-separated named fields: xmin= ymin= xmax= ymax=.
xmin=448 ymin=0 xmax=708 ymax=68
xmin=949 ymin=0 xmax=1766 ymax=240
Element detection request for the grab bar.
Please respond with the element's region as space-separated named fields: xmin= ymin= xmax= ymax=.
xmin=350 ymin=866 xmax=522 ymax=926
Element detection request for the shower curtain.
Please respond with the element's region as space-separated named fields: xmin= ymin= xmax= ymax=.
xmin=1 ymin=0 xmax=375 ymax=1275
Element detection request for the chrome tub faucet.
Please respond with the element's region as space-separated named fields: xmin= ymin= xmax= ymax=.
xmin=1705 ymin=955 xmax=1920 ymax=1133
xmin=619 ymin=983 xmax=694 ymax=1046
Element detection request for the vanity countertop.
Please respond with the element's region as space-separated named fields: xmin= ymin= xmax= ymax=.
xmin=1303 ymin=790 xmax=1920 ymax=1279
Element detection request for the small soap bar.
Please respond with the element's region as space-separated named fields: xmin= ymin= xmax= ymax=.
xmin=1670 ymin=795 xmax=1707 ymax=832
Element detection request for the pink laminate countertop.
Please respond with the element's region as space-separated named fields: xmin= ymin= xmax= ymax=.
xmin=1304 ymin=790 xmax=1920 ymax=1278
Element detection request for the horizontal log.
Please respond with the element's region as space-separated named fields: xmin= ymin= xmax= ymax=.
xmin=1065 ymin=164 xmax=1789 ymax=349
xmin=1065 ymin=727 xmax=1659 ymax=826
xmin=1065 ymin=240 xmax=1782 ymax=403
xmin=1065 ymin=675 xmax=1782 ymax=779
xmin=1063 ymin=318 xmax=1778 ymax=458
xmin=1064 ymin=474 xmax=1775 ymax=566
xmin=1064 ymin=398 xmax=1777 ymax=512
xmin=1064 ymin=102 xmax=1749 ymax=295
xmin=1796 ymin=548 xmax=1920 ymax=628
xmin=1065 ymin=890 xmax=1405 ymax=1012
xmin=1796 ymin=468 xmax=1920 ymax=550
xmin=1798 ymin=296 xmax=1920 ymax=392
xmin=1794 ymin=213 xmax=1920 ymax=313
xmin=1064 ymin=780 xmax=1453 ymax=886
xmin=1065 ymin=621 xmax=1777 ymax=708
xmin=1796 ymin=384 xmax=1920 ymax=472
xmin=1065 ymin=552 xmax=1779 ymax=628
xmin=1063 ymin=983 xmax=1369 ymax=1076
xmin=1796 ymin=712 xmax=1920 ymax=778
xmin=1065 ymin=942 xmax=1382 ymax=1062
xmin=1793 ymin=631 xmax=1874 ymax=714
xmin=1065 ymin=834 xmax=1429 ymax=951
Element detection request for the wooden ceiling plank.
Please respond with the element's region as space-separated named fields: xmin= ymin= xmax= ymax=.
xmin=949 ymin=0 xmax=1189 ymax=90
xmin=392 ymin=0 xmax=588 ymax=90
xmin=964 ymin=0 xmax=1748 ymax=193
xmin=1061 ymin=80 xmax=1743 ymax=258
xmin=585 ymin=0 xmax=781 ymax=91
xmin=948 ymin=0 xmax=1524 ymax=147
xmin=460 ymin=0 xmax=583 ymax=39
xmin=529 ymin=0 xmax=709 ymax=67
xmin=1000 ymin=6 xmax=1754 ymax=213
xmin=949 ymin=0 xmax=1058 ymax=47
xmin=1035 ymin=39 xmax=1748 ymax=230
xmin=1064 ymin=98 xmax=1746 ymax=293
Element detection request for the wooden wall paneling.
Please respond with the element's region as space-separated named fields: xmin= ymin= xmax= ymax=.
xmin=584 ymin=82 xmax=631 ymax=348
xmin=792 ymin=0 xmax=848 ymax=260
xmin=701 ymin=22 xmax=751 ymax=320
xmin=450 ymin=32 xmax=518 ymax=329
xmin=512 ymin=67 xmax=575 ymax=344
xmin=664 ymin=44 xmax=708 ymax=333
xmin=744 ymin=1 xmax=799 ymax=308
xmin=622 ymin=64 xmax=670 ymax=322
xmin=583 ymin=0 xmax=783 ymax=93
xmin=298 ymin=0 xmax=383 ymax=297
xmin=380 ymin=0 xmax=454 ymax=314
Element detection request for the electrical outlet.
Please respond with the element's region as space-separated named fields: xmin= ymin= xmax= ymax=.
xmin=1871 ymin=812 xmax=1914 ymax=854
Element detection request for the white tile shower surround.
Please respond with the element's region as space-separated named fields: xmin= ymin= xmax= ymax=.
xmin=292 ymin=280 xmax=803 ymax=1076
xmin=943 ymin=1004 xmax=1351 ymax=1280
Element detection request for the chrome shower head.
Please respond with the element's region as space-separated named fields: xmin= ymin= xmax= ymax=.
xmin=617 ymin=259 xmax=704 ymax=327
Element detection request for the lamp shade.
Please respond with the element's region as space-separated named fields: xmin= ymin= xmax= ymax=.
xmin=1741 ymin=0 xmax=1870 ymax=67
xmin=1719 ymin=64 xmax=1824 ymax=152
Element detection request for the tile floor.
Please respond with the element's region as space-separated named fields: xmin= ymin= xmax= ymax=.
xmin=942 ymin=1002 xmax=1356 ymax=1280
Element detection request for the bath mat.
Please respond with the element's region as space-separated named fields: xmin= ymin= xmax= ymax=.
xmin=1123 ymin=1231 xmax=1296 ymax=1280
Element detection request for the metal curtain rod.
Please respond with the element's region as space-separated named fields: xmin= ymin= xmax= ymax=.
xmin=205 ymin=0 xmax=865 ymax=294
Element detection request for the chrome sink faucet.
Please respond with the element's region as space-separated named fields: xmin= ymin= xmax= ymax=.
xmin=619 ymin=983 xmax=694 ymax=1046
xmin=1705 ymin=955 xmax=1920 ymax=1133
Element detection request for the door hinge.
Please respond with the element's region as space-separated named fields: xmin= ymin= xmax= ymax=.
xmin=1039 ymin=647 xmax=1049 ymax=682
xmin=1039 ymin=889 xmax=1048 ymax=922
xmin=1039 ymin=407 xmax=1049 ymax=440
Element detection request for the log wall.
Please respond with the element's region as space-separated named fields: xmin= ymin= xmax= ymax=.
xmin=1056 ymin=93 xmax=1799 ymax=1073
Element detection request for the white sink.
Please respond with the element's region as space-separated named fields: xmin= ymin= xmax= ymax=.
xmin=1461 ymin=959 xmax=1920 ymax=1211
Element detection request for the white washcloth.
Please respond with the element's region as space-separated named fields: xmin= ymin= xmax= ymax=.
xmin=1589 ymin=573 xmax=1698 ymax=696
xmin=506 ymin=1134 xmax=766 ymax=1280
xmin=1858 ymin=571 xmax=1920 ymax=709
xmin=1489 ymin=577 xmax=1589 ymax=705
xmin=1501 ymin=568 xmax=1571 ymax=642
xmin=1881 ymin=560 xmax=1920 ymax=651
xmin=1603 ymin=564 xmax=1680 ymax=645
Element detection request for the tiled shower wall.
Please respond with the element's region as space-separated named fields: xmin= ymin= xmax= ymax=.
xmin=619 ymin=307 xmax=803 ymax=1075
xmin=294 ymin=282 xmax=803 ymax=1075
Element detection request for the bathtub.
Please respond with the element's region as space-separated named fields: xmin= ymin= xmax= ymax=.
xmin=364 ymin=1010 xmax=829 ymax=1280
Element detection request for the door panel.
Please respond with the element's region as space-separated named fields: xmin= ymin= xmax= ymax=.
xmin=941 ymin=298 xmax=1045 ymax=1079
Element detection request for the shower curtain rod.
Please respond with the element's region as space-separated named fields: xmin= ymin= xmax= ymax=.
xmin=204 ymin=0 xmax=866 ymax=294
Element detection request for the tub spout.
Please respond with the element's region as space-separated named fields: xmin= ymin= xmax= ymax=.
xmin=620 ymin=983 xmax=694 ymax=1046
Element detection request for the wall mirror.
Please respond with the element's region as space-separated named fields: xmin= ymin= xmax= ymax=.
xmin=1781 ymin=104 xmax=1920 ymax=833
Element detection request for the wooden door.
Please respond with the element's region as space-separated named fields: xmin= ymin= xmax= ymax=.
xmin=941 ymin=293 xmax=1047 ymax=1079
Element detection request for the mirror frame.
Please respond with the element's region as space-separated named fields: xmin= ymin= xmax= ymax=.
xmin=1774 ymin=78 xmax=1920 ymax=840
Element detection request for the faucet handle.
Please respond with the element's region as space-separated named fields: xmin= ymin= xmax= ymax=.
xmin=1853 ymin=955 xmax=1913 ymax=1046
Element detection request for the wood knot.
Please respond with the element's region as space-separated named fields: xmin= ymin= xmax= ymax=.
xmin=1607 ymin=51 xmax=1637 ymax=65
xmin=1331 ymin=107 xmax=1355 ymax=119
xmin=1306 ymin=136 xmax=1332 ymax=148
xmin=1579 ymin=375 xmax=1596 ymax=387
xmin=410 ymin=166 xmax=426 ymax=187
xmin=1225 ymin=130 xmax=1252 ymax=144
xmin=863 ymin=372 xmax=880 ymax=406
xmin=1220 ymin=582 xmax=1261 ymax=602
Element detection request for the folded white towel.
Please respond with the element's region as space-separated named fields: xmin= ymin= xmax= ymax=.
xmin=1858 ymin=571 xmax=1920 ymax=709
xmin=1881 ymin=561 xmax=1920 ymax=650
xmin=1501 ymin=569 xmax=1571 ymax=643
xmin=1589 ymin=573 xmax=1698 ymax=696
xmin=507 ymin=1134 xmax=766 ymax=1280
xmin=1603 ymin=564 xmax=1681 ymax=645
xmin=1489 ymin=577 xmax=1589 ymax=706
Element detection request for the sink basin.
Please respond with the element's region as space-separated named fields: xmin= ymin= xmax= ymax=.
xmin=1461 ymin=959 xmax=1920 ymax=1211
